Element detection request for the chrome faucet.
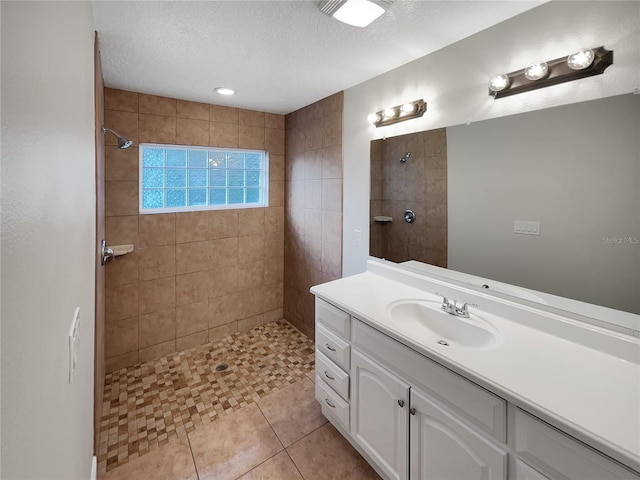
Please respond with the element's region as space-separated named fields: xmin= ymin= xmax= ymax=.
xmin=435 ymin=292 xmax=476 ymax=318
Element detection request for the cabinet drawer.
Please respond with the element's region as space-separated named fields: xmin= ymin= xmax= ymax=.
xmin=515 ymin=409 xmax=639 ymax=480
xmin=352 ymin=318 xmax=506 ymax=442
xmin=316 ymin=375 xmax=350 ymax=431
xmin=316 ymin=324 xmax=350 ymax=371
xmin=316 ymin=298 xmax=351 ymax=339
xmin=316 ymin=350 xmax=349 ymax=401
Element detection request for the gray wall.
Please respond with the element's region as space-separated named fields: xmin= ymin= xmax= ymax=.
xmin=447 ymin=94 xmax=639 ymax=314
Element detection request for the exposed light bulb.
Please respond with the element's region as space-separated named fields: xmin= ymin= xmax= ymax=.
xmin=367 ymin=112 xmax=380 ymax=124
xmin=401 ymin=103 xmax=416 ymax=114
xmin=524 ymin=62 xmax=549 ymax=81
xmin=489 ymin=74 xmax=510 ymax=92
xmin=567 ymin=49 xmax=595 ymax=70
xmin=383 ymin=107 xmax=397 ymax=119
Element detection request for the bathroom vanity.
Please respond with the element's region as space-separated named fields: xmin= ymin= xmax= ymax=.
xmin=310 ymin=259 xmax=640 ymax=480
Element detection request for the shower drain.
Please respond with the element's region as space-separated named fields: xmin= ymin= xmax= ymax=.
xmin=215 ymin=363 xmax=228 ymax=371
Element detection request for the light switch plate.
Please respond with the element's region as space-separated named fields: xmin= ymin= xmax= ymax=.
xmin=514 ymin=220 xmax=541 ymax=236
xmin=68 ymin=307 xmax=80 ymax=383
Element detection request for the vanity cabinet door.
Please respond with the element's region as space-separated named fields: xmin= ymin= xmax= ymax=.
xmin=410 ymin=388 xmax=507 ymax=480
xmin=351 ymin=349 xmax=409 ymax=480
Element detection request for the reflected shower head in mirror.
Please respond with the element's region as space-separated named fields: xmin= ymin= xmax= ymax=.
xmin=399 ymin=152 xmax=411 ymax=163
xmin=102 ymin=127 xmax=133 ymax=149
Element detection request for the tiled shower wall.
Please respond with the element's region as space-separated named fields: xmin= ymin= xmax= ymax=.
xmin=284 ymin=93 xmax=343 ymax=339
xmin=103 ymin=88 xmax=285 ymax=372
xmin=370 ymin=128 xmax=447 ymax=266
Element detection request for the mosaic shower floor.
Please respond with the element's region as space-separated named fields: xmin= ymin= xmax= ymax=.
xmin=97 ymin=320 xmax=315 ymax=475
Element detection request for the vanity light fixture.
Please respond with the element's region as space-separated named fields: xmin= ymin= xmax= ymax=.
xmin=367 ymin=99 xmax=426 ymax=127
xmin=318 ymin=0 xmax=392 ymax=28
xmin=489 ymin=46 xmax=613 ymax=99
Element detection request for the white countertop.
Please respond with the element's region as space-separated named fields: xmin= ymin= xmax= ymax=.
xmin=310 ymin=265 xmax=640 ymax=472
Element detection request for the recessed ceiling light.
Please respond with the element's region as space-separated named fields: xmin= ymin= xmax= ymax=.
xmin=214 ymin=87 xmax=235 ymax=96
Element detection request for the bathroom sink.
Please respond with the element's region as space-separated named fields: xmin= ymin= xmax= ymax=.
xmin=387 ymin=300 xmax=500 ymax=349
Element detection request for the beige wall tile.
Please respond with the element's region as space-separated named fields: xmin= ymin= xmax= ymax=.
xmin=238 ymin=125 xmax=265 ymax=150
xmin=238 ymin=208 xmax=265 ymax=236
xmin=139 ymin=308 xmax=176 ymax=348
xmin=176 ymin=241 xmax=209 ymax=275
xmin=238 ymin=234 xmax=264 ymax=263
xmin=139 ymin=340 xmax=176 ymax=363
xmin=209 ymin=237 xmax=239 ymax=267
xmin=176 ymin=300 xmax=209 ymax=337
xmin=286 ymin=152 xmax=306 ymax=181
xmin=139 ymin=93 xmax=176 ymax=116
xmin=269 ymin=180 xmax=285 ymax=207
xmin=305 ymin=149 xmax=322 ymax=180
xmin=105 ymin=283 xmax=139 ymax=323
xmin=239 ymin=287 xmax=264 ymax=319
xmin=323 ymin=111 xmax=342 ymax=147
xmin=209 ymin=293 xmax=242 ymax=327
xmin=265 ymin=128 xmax=285 ymax=155
xmin=139 ymin=114 xmax=176 ymax=144
xmin=321 ymin=241 xmax=341 ymax=280
xmin=177 ymin=99 xmax=209 ymax=121
xmin=210 ymin=105 xmax=238 ymax=124
xmin=321 ymin=179 xmax=342 ymax=213
xmin=106 ymin=250 xmax=138 ymax=287
xmin=105 ymin=351 xmax=139 ymax=373
xmin=265 ymin=207 xmax=284 ymax=233
xmin=106 ymin=215 xmax=138 ymax=245
xmin=238 ymin=314 xmax=263 ymax=332
xmin=269 ymin=154 xmax=285 ymax=181
xmin=209 ymin=122 xmax=238 ymax=148
xmin=304 ymin=209 xmax=322 ymax=240
xmin=209 ymin=265 xmax=240 ymax=298
xmin=208 ymin=322 xmax=237 ymax=342
xmin=286 ymin=180 xmax=304 ymax=209
xmin=304 ymin=179 xmax=321 ymax=210
xmin=263 ymin=308 xmax=283 ymax=324
xmin=176 ymin=117 xmax=209 ymax=147
xmin=265 ymin=231 xmax=284 ymax=259
xmin=176 ymin=211 xmax=209 ymax=243
xmin=105 ymin=316 xmax=138 ymax=357
xmin=208 ymin=209 xmax=238 ymax=239
xmin=139 ymin=276 xmax=175 ymax=315
xmin=239 ymin=109 xmax=265 ymax=127
xmin=104 ymin=88 xmax=138 ymax=113
xmin=139 ymin=213 xmax=175 ymax=247
xmin=138 ymin=245 xmax=175 ymax=281
xmin=105 ymin=146 xmax=139 ymax=182
xmin=237 ymin=261 xmax=264 ymax=292
xmin=104 ymin=110 xmax=138 ymax=146
xmin=176 ymin=330 xmax=209 ymax=352
xmin=264 ymin=258 xmax=284 ymax=285
xmin=305 ymin=118 xmax=323 ymax=150
xmin=105 ymin=181 xmax=138 ymax=217
xmin=175 ymin=271 xmax=209 ymax=306
xmin=263 ymin=282 xmax=284 ymax=311
xmin=265 ymin=113 xmax=285 ymax=130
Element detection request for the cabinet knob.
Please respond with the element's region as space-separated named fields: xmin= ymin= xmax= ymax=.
xmin=398 ymin=399 xmax=405 ymax=407
xmin=324 ymin=371 xmax=335 ymax=381
xmin=409 ymin=407 xmax=416 ymax=415
xmin=325 ymin=343 xmax=336 ymax=352
xmin=324 ymin=398 xmax=336 ymax=408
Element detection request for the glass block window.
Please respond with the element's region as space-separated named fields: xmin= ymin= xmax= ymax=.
xmin=139 ymin=144 xmax=268 ymax=213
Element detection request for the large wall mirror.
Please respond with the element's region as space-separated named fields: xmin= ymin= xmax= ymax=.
xmin=370 ymin=93 xmax=639 ymax=316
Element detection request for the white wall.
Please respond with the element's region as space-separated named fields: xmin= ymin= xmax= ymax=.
xmin=343 ymin=1 xmax=640 ymax=276
xmin=1 ymin=2 xmax=97 ymax=478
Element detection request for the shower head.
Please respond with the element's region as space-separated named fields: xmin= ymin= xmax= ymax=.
xmin=102 ymin=127 xmax=133 ymax=149
xmin=399 ymin=152 xmax=411 ymax=163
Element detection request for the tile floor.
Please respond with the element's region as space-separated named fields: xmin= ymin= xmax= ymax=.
xmin=98 ymin=319 xmax=380 ymax=479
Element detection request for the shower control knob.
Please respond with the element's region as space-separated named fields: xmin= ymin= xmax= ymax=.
xmin=404 ymin=210 xmax=416 ymax=223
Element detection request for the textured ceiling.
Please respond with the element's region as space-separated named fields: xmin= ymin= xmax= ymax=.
xmin=92 ymin=0 xmax=545 ymax=114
